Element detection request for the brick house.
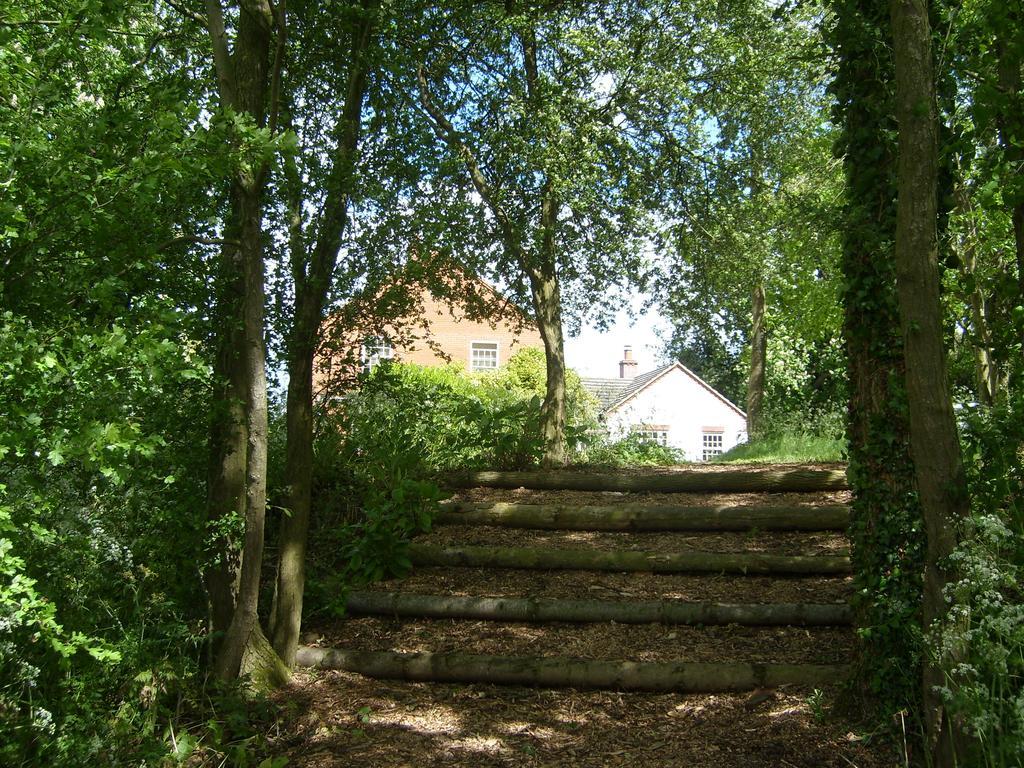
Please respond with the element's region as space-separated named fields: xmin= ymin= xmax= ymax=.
xmin=314 ymin=267 xmax=543 ymax=398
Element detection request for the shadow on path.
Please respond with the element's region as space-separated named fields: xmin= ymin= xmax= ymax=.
xmin=271 ymin=670 xmax=898 ymax=768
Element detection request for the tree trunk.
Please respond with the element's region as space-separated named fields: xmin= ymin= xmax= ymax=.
xmin=408 ymin=543 xmax=851 ymax=575
xmin=529 ymin=262 xmax=568 ymax=468
xmin=970 ymin=294 xmax=999 ymax=405
xmin=202 ymin=0 xmax=286 ymax=685
xmin=438 ymin=501 xmax=849 ymax=531
xmin=204 ymin=201 xmax=249 ymax=638
xmin=520 ymin=25 xmax=567 ymax=468
xmin=271 ymin=340 xmax=314 ymax=667
xmin=416 ymin=19 xmax=568 ymax=468
xmin=344 ymin=591 xmax=853 ymax=626
xmin=995 ymin=24 xmax=1024 ymax=309
xmin=296 ymin=646 xmax=849 ymax=692
xmin=891 ymin=0 xmax=971 ymax=762
xmin=953 ymin=181 xmax=999 ymax=404
xmin=745 ymin=281 xmax=767 ymax=436
xmin=446 ymin=467 xmax=849 ymax=493
xmin=271 ymin=3 xmax=376 ymax=669
xmin=829 ymin=0 xmax=924 ymax=717
xmin=213 ymin=175 xmax=276 ymax=682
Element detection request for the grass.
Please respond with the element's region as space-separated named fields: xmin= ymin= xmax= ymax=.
xmin=713 ymin=430 xmax=846 ymax=464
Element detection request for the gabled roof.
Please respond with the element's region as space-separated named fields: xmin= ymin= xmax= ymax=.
xmin=580 ymin=361 xmax=746 ymax=419
xmin=581 ymin=364 xmax=674 ymax=410
xmin=578 ymin=377 xmax=632 ymax=410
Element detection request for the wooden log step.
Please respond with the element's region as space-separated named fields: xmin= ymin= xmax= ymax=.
xmin=295 ymin=646 xmax=850 ymax=692
xmin=392 ymin=567 xmax=854 ymax=604
xmin=408 ymin=543 xmax=852 ymax=575
xmin=345 ymin=591 xmax=853 ymax=626
xmin=437 ymin=501 xmax=849 ymax=531
xmin=446 ymin=468 xmax=849 ymax=493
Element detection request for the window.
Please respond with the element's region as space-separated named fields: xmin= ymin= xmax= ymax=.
xmin=470 ymin=341 xmax=499 ymax=371
xmin=636 ymin=425 xmax=669 ymax=446
xmin=702 ymin=429 xmax=724 ymax=461
xmin=360 ymin=337 xmax=393 ymax=373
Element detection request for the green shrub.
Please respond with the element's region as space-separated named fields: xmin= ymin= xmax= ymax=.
xmin=0 ymin=312 xmax=216 ymax=765
xmin=303 ymin=351 xmax=600 ymax=613
xmin=330 ymin=350 xmax=599 ymax=474
xmin=574 ymin=432 xmax=686 ymax=467
xmin=934 ymin=395 xmax=1024 ymax=766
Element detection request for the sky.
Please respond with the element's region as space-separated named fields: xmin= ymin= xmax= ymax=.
xmin=564 ymin=303 xmax=672 ymax=379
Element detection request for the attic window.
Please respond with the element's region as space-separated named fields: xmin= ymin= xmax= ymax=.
xmin=470 ymin=341 xmax=499 ymax=371
xmin=636 ymin=425 xmax=669 ymax=446
xmin=360 ymin=337 xmax=393 ymax=372
xmin=702 ymin=429 xmax=724 ymax=461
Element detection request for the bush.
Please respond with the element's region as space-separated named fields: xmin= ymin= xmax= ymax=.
xmin=330 ymin=350 xmax=599 ymax=475
xmin=302 ymin=351 xmax=600 ymax=614
xmin=573 ymin=432 xmax=686 ymax=467
xmin=934 ymin=394 xmax=1024 ymax=766
xmin=0 ymin=312 xmax=217 ymax=765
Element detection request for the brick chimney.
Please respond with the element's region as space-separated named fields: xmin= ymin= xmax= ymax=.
xmin=619 ymin=345 xmax=638 ymax=379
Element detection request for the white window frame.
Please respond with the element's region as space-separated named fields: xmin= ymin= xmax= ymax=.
xmin=469 ymin=340 xmax=500 ymax=372
xmin=360 ymin=336 xmax=393 ymax=373
xmin=701 ymin=429 xmax=724 ymax=461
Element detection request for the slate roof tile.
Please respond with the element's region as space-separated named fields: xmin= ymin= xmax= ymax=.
xmin=580 ymin=363 xmax=676 ymax=413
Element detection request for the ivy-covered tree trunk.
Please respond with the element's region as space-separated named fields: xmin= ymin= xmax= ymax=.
xmin=890 ymin=0 xmax=971 ymax=761
xmin=745 ymin=282 xmax=766 ymax=436
xmin=271 ymin=2 xmax=377 ymax=668
xmin=828 ymin=0 xmax=924 ymax=722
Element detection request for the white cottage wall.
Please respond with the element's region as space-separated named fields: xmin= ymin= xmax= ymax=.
xmin=604 ymin=367 xmax=747 ymax=461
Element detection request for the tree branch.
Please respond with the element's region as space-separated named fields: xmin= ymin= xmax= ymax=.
xmin=158 ymin=235 xmax=239 ymax=251
xmin=266 ymin=0 xmax=287 ymax=137
xmin=204 ymin=0 xmax=236 ymax=109
xmin=161 ymin=0 xmax=206 ymax=26
xmin=416 ymin=64 xmax=520 ymax=253
xmin=302 ymin=1 xmax=377 ymax=294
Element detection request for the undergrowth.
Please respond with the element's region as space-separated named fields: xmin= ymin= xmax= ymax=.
xmin=935 ymin=395 xmax=1024 ymax=767
xmin=574 ymin=432 xmax=686 ymax=467
xmin=714 ymin=431 xmax=845 ymax=463
xmin=715 ymin=407 xmax=846 ymax=464
xmin=303 ymin=351 xmax=598 ymax=617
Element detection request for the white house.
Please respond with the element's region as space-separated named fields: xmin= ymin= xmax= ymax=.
xmin=581 ymin=346 xmax=748 ymax=462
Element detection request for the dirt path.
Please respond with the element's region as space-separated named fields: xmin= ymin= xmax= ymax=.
xmin=273 ymin=672 xmax=893 ymax=767
xmin=272 ymin=464 xmax=898 ymax=766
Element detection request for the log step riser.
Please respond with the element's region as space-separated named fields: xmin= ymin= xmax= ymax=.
xmin=345 ymin=591 xmax=853 ymax=626
xmin=437 ymin=502 xmax=850 ymax=532
xmin=296 ymin=646 xmax=849 ymax=692
xmin=446 ymin=468 xmax=849 ymax=493
xmin=409 ymin=544 xmax=852 ymax=575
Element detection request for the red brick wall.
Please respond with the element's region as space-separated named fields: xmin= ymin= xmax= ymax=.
xmin=395 ymin=291 xmax=543 ymax=369
xmin=314 ymin=281 xmax=543 ymax=399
